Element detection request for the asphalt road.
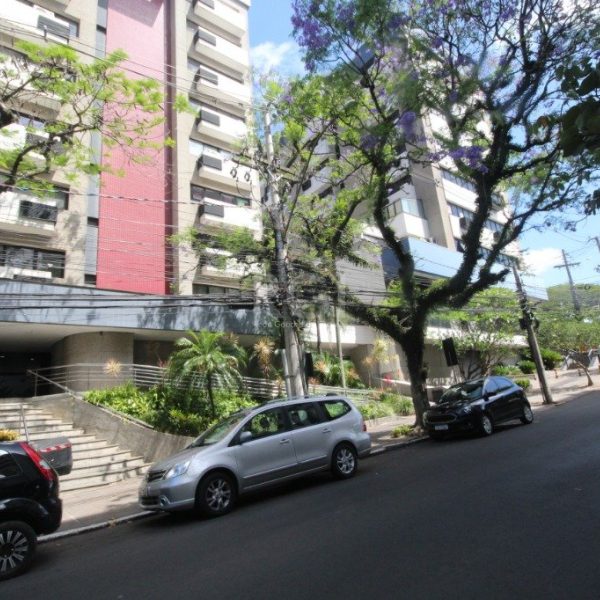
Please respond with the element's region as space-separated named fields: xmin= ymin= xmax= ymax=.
xmin=5 ymin=391 xmax=600 ymax=600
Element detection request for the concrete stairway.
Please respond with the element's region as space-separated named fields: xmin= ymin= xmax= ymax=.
xmin=0 ymin=399 xmax=149 ymax=493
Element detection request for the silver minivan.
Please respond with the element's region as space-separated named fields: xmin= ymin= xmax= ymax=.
xmin=139 ymin=396 xmax=371 ymax=517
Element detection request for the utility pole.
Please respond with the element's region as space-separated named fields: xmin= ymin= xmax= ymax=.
xmin=333 ymin=295 xmax=347 ymax=392
xmin=263 ymin=108 xmax=305 ymax=397
xmin=554 ymin=249 xmax=581 ymax=314
xmin=512 ymin=264 xmax=553 ymax=405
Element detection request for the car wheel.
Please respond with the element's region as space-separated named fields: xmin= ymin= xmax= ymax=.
xmin=479 ymin=413 xmax=494 ymax=436
xmin=0 ymin=521 xmax=37 ymax=581
xmin=196 ymin=472 xmax=236 ymax=518
xmin=331 ymin=443 xmax=358 ymax=479
xmin=520 ymin=403 xmax=534 ymax=425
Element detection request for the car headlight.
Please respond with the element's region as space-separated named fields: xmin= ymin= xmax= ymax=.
xmin=165 ymin=461 xmax=190 ymax=480
xmin=423 ymin=412 xmax=429 ymax=424
xmin=459 ymin=405 xmax=472 ymax=415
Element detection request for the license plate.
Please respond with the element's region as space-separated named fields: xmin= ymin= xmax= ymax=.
xmin=434 ymin=424 xmax=449 ymax=431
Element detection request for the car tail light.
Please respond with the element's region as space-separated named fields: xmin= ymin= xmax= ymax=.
xmin=20 ymin=442 xmax=56 ymax=482
xmin=362 ymin=420 xmax=367 ymax=432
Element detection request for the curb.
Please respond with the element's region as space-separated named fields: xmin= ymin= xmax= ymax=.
xmin=38 ymin=511 xmax=155 ymax=544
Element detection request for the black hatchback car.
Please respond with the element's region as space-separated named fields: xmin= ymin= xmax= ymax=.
xmin=423 ymin=376 xmax=533 ymax=440
xmin=0 ymin=441 xmax=62 ymax=580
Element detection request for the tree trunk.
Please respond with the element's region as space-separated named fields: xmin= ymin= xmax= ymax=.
xmin=401 ymin=331 xmax=429 ymax=428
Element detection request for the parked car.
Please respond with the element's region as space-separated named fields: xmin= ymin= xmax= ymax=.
xmin=139 ymin=396 xmax=371 ymax=518
xmin=0 ymin=441 xmax=63 ymax=581
xmin=423 ymin=376 xmax=534 ymax=440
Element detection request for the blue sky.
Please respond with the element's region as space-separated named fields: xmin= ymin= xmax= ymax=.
xmin=248 ymin=1 xmax=600 ymax=290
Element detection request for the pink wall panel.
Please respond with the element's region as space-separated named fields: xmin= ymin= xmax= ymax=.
xmin=97 ymin=0 xmax=169 ymax=293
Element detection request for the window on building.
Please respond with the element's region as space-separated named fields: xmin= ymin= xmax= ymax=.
xmin=441 ymin=169 xmax=477 ymax=193
xmin=0 ymin=244 xmax=65 ymax=278
xmin=19 ymin=200 xmax=58 ymax=223
xmin=190 ymin=184 xmax=250 ymax=207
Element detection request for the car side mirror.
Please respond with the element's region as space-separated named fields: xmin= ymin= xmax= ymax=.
xmin=239 ymin=431 xmax=253 ymax=444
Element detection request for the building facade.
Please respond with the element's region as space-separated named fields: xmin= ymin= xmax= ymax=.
xmin=0 ymin=0 xmax=265 ymax=395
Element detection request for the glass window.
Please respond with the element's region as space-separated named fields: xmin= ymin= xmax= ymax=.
xmin=320 ymin=400 xmax=351 ymax=420
xmin=240 ymin=408 xmax=286 ymax=440
xmin=494 ymin=377 xmax=514 ymax=391
xmin=19 ymin=200 xmax=58 ymax=223
xmin=484 ymin=379 xmax=499 ymax=395
xmin=286 ymin=403 xmax=323 ymax=429
xmin=0 ymin=452 xmax=21 ymax=479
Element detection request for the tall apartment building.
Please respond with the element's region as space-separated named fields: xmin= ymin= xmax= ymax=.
xmin=0 ymin=0 xmax=266 ymax=395
xmin=301 ymin=118 xmax=547 ymax=391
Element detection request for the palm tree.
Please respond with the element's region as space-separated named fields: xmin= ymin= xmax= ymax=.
xmin=251 ymin=337 xmax=275 ymax=380
xmin=167 ymin=331 xmax=246 ymax=419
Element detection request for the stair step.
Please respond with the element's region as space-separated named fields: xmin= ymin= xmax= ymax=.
xmin=72 ymin=446 xmax=129 ymax=460
xmin=23 ymin=429 xmax=86 ymax=441
xmin=63 ymin=457 xmax=146 ymax=480
xmin=0 ymin=415 xmax=64 ymax=425
xmin=8 ymin=424 xmax=77 ymax=434
xmin=70 ymin=440 xmax=115 ymax=453
xmin=59 ymin=466 xmax=149 ymax=492
xmin=71 ymin=451 xmax=136 ymax=468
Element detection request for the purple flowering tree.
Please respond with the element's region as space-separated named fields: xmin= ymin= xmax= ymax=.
xmin=289 ymin=0 xmax=598 ymax=425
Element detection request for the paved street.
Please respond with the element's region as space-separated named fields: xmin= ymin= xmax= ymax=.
xmin=5 ymin=391 xmax=600 ymax=599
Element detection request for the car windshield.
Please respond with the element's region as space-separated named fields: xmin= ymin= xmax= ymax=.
xmin=190 ymin=410 xmax=252 ymax=447
xmin=439 ymin=380 xmax=484 ymax=403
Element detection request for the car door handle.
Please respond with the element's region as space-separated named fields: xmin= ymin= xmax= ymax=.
xmin=280 ymin=438 xmax=291 ymax=444
xmin=322 ymin=428 xmax=332 ymax=434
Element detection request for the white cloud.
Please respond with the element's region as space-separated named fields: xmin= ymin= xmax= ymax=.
xmin=521 ymin=248 xmax=564 ymax=278
xmin=250 ymin=40 xmax=305 ymax=78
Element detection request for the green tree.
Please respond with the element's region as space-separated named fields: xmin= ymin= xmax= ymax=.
xmin=167 ymin=331 xmax=246 ymax=420
xmin=537 ymin=285 xmax=600 ymax=354
xmin=0 ymin=40 xmax=185 ymax=191
xmin=286 ymin=0 xmax=598 ymax=426
xmin=440 ymin=288 xmax=521 ymax=378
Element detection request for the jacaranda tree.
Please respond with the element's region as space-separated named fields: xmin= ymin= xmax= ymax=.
xmin=288 ymin=0 xmax=599 ymax=425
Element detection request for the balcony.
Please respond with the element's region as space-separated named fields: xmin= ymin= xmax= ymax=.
xmin=197 ymin=200 xmax=260 ymax=232
xmin=196 ymin=107 xmax=247 ymax=150
xmin=200 ymin=248 xmax=248 ymax=280
xmin=384 ymin=197 xmax=431 ymax=240
xmin=0 ymin=0 xmax=72 ymax=44
xmin=0 ymin=190 xmax=58 ymax=237
xmin=0 ymin=266 xmax=53 ymax=280
xmin=1 ymin=56 xmax=62 ymax=115
xmin=196 ymin=154 xmax=253 ymax=196
xmin=195 ymin=68 xmax=251 ymax=118
xmin=193 ymin=27 xmax=248 ymax=79
xmin=0 ymin=124 xmax=52 ymax=169
xmin=193 ymin=0 xmax=246 ymax=41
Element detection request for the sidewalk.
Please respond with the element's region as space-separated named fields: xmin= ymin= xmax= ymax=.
xmin=42 ymin=368 xmax=599 ymax=541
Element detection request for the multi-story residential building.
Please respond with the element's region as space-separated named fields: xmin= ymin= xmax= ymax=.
xmin=301 ymin=126 xmax=546 ymax=393
xmin=0 ymin=0 xmax=266 ymax=395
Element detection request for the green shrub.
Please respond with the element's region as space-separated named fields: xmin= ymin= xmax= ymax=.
xmin=541 ymin=348 xmax=563 ymax=370
xmin=163 ymin=409 xmax=206 ymax=437
xmin=0 ymin=429 xmax=18 ymax=441
xmin=391 ymin=424 xmax=414 ymax=438
xmin=514 ymin=378 xmax=531 ymax=390
xmin=376 ymin=392 xmax=414 ymax=416
xmin=358 ymin=402 xmax=395 ymax=420
xmin=213 ymin=389 xmax=256 ymax=418
xmin=85 ymin=382 xmax=153 ymax=421
xmin=491 ymin=365 xmax=521 ymax=377
xmin=517 ymin=360 xmax=536 ymax=375
xmin=84 ymin=383 xmax=256 ymax=436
